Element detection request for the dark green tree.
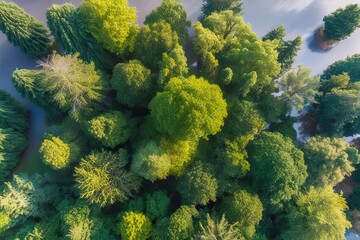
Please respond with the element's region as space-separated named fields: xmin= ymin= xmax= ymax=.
xmin=74 ymin=150 xmax=141 ymax=207
xmin=145 ymin=191 xmax=170 ymax=221
xmin=262 ymin=24 xmax=286 ymax=41
xmin=0 ymin=2 xmax=51 ymax=58
xmin=0 ymin=90 xmax=28 ymax=132
xmin=200 ymin=0 xmax=243 ymax=20
xmin=111 ymin=60 xmax=155 ymax=108
xmin=46 ymin=3 xmax=116 ymax=71
xmin=321 ymin=54 xmax=360 ymax=82
xmin=248 ymin=132 xmax=307 ymax=208
xmin=176 ymin=162 xmax=218 ymax=206
xmin=168 ymin=206 xmax=198 ymax=240
xmin=303 ymin=136 xmax=360 ymax=187
xmin=145 ymin=0 xmax=190 ymax=44
xmin=348 ymin=186 xmax=360 ymax=211
xmin=324 ymin=4 xmax=360 ymax=41
xmin=149 ymin=76 xmax=228 ymax=141
xmin=320 ymin=73 xmax=350 ymax=93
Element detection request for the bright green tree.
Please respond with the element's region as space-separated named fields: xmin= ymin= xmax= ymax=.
xmin=280 ymin=187 xmax=351 ymax=240
xmin=321 ymin=73 xmax=350 ymax=93
xmin=118 ymin=211 xmax=152 ymax=240
xmin=200 ymin=0 xmax=243 ymax=20
xmin=0 ymin=2 xmax=51 ymax=58
xmin=324 ymin=4 xmax=360 ymax=41
xmin=221 ymin=190 xmax=263 ymax=239
xmin=145 ymin=0 xmax=190 ymax=44
xmin=135 ymin=21 xmax=179 ymax=71
xmin=111 ymin=60 xmax=154 ymax=108
xmin=303 ymin=136 xmax=360 ymax=187
xmin=278 ymin=65 xmax=320 ymax=111
xmin=79 ymin=0 xmax=138 ymax=55
xmin=176 ymin=162 xmax=218 ymax=206
xmin=168 ymin=206 xmax=198 ymax=240
xmin=131 ymin=141 xmax=171 ymax=182
xmin=145 ymin=191 xmax=170 ymax=221
xmin=149 ymin=76 xmax=227 ymax=141
xmin=158 ymin=44 xmax=189 ymax=89
xmin=248 ymin=132 xmax=307 ymax=207
xmin=39 ymin=136 xmax=71 ymax=170
xmin=74 ymin=150 xmax=141 ymax=207
xmin=46 ymin=3 xmax=116 ymax=71
xmin=87 ymin=111 xmax=131 ymax=148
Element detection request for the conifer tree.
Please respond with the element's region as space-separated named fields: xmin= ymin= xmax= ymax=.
xmin=0 ymin=2 xmax=51 ymax=58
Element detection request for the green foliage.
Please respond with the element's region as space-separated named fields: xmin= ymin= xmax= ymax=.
xmin=0 ymin=90 xmax=28 ymax=132
xmin=74 ymin=150 xmax=141 ymax=207
xmin=262 ymin=24 xmax=286 ymax=41
xmin=196 ymin=214 xmax=243 ymax=240
xmin=0 ymin=2 xmax=51 ymax=58
xmin=38 ymin=53 xmax=103 ymax=120
xmin=177 ymin=162 xmax=218 ymax=206
xmin=88 ymin=111 xmax=131 ymax=148
xmin=248 ymin=132 xmax=307 ymax=207
xmin=111 ymin=60 xmax=154 ymax=108
xmin=0 ymin=213 xmax=10 ymax=232
xmin=348 ymin=186 xmax=360 ymax=211
xmin=257 ymin=94 xmax=288 ymax=123
xmin=145 ymin=191 xmax=170 ymax=221
xmin=321 ymin=54 xmax=360 ymax=82
xmin=278 ymin=65 xmax=320 ymax=111
xmin=79 ymin=0 xmax=138 ymax=55
xmin=280 ymin=187 xmax=351 ymax=240
xmin=46 ymin=3 xmax=116 ymax=71
xmin=131 ymin=141 xmax=171 ymax=182
xmin=200 ymin=0 xmax=243 ymax=20
xmin=118 ymin=211 xmax=152 ymax=240
xmin=221 ymin=190 xmax=263 ymax=239
xmin=135 ymin=21 xmax=179 ymax=71
xmin=168 ymin=206 xmax=198 ymax=240
xmin=0 ymin=174 xmax=59 ymax=231
xmin=270 ymin=117 xmax=297 ymax=142
xmin=324 ymin=4 xmax=360 ymax=41
xmin=145 ymin=0 xmax=190 ymax=44
xmin=149 ymin=76 xmax=227 ymax=141
xmin=39 ymin=136 xmax=71 ymax=170
xmin=318 ymin=88 xmax=360 ymax=135
xmin=321 ymin=73 xmax=350 ymax=93
xmin=303 ymin=136 xmax=360 ymax=187
xmin=158 ymin=44 xmax=189 ymax=89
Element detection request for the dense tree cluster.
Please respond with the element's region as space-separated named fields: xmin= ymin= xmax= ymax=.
xmin=1 ymin=0 xmax=359 ymax=239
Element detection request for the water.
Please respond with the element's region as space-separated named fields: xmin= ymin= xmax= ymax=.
xmin=0 ymin=0 xmax=359 ymax=237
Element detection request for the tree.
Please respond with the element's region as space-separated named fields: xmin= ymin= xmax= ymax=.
xmin=0 ymin=90 xmax=28 ymax=132
xmin=278 ymin=65 xmax=320 ymax=111
xmin=111 ymin=60 xmax=155 ymax=108
xmin=280 ymin=187 xmax=351 ymax=240
xmin=87 ymin=111 xmax=131 ymax=148
xmin=318 ymin=88 xmax=360 ymax=135
xmin=262 ymin=24 xmax=286 ymax=42
xmin=200 ymin=0 xmax=243 ymax=20
xmin=79 ymin=0 xmax=138 ymax=55
xmin=324 ymin=4 xmax=360 ymax=41
xmin=145 ymin=191 xmax=170 ymax=221
xmin=248 ymin=132 xmax=307 ymax=207
xmin=196 ymin=214 xmax=242 ymax=240
xmin=320 ymin=73 xmax=350 ymax=93
xmin=149 ymin=76 xmax=227 ymax=141
xmin=37 ymin=53 xmax=103 ymax=120
xmin=176 ymin=162 xmax=218 ymax=206
xmin=145 ymin=0 xmax=191 ymax=44
xmin=0 ymin=174 xmax=59 ymax=231
xmin=118 ymin=211 xmax=152 ymax=240
xmin=39 ymin=136 xmax=71 ymax=170
xmin=0 ymin=2 xmax=51 ymax=58
xmin=46 ymin=3 xmax=116 ymax=71
xmin=321 ymin=54 xmax=360 ymax=82
xmin=303 ymin=136 xmax=360 ymax=187
xmin=131 ymin=141 xmax=171 ymax=182
xmin=74 ymin=150 xmax=141 ymax=207
xmin=135 ymin=21 xmax=179 ymax=71
xmin=168 ymin=206 xmax=198 ymax=240
xmin=158 ymin=44 xmax=189 ymax=89
xmin=221 ymin=190 xmax=263 ymax=239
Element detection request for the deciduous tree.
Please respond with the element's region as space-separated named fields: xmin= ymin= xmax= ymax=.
xmin=39 ymin=136 xmax=71 ymax=170
xmin=118 ymin=211 xmax=152 ymax=240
